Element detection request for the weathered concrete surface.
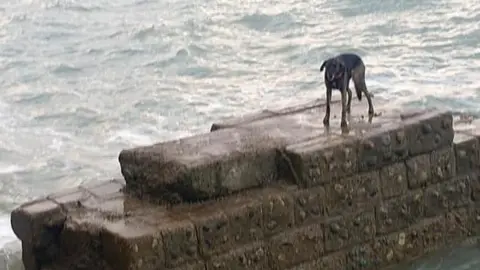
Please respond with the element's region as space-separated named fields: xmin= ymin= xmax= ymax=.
xmin=120 ymin=96 xmax=451 ymax=204
xmin=10 ymin=98 xmax=480 ymax=270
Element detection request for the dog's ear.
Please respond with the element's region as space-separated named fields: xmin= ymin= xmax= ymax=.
xmin=320 ymin=60 xmax=327 ymax=72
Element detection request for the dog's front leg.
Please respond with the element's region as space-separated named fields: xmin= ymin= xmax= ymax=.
xmin=323 ymin=86 xmax=332 ymax=126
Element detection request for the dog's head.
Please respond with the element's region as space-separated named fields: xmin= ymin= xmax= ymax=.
xmin=320 ymin=58 xmax=345 ymax=81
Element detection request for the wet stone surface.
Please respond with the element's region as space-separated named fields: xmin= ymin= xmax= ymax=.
xmin=268 ymin=223 xmax=324 ymax=269
xmin=424 ymin=175 xmax=471 ymax=217
xmin=453 ymin=132 xmax=479 ymax=174
xmin=81 ymin=179 xmax=125 ymax=199
xmin=430 ymin=147 xmax=456 ymax=184
xmin=324 ymin=209 xmax=376 ymax=252
xmin=325 ymin=171 xmax=380 ymax=216
xmin=209 ymin=242 xmax=267 ymax=270
xmin=379 ymin=162 xmax=408 ymax=199
xmin=293 ymin=186 xmax=325 ymax=226
xmin=47 ymin=187 xmax=92 ymax=209
xmin=376 ymin=190 xmax=425 ymax=235
xmin=406 ymin=154 xmax=431 ymax=189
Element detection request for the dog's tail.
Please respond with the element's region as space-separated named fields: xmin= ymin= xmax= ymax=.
xmin=352 ymin=62 xmax=367 ymax=101
xmin=320 ymin=60 xmax=327 ymax=72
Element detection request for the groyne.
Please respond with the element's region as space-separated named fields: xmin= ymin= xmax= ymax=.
xmin=9 ymin=97 xmax=480 ymax=270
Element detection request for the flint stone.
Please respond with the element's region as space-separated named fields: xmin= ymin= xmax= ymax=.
xmin=430 ymin=147 xmax=456 ymax=184
xmin=346 ymin=244 xmax=377 ymax=270
xmin=268 ymin=223 xmax=324 ymax=269
xmin=375 ymin=190 xmax=424 ymax=235
xmin=324 ymin=209 xmax=376 ymax=252
xmin=119 ymin=127 xmax=285 ymax=203
xmin=445 ymin=207 xmax=472 ymax=245
xmin=286 ymin=251 xmax=346 ymax=270
xmin=220 ymin=193 xmax=264 ymax=245
xmin=209 ymin=242 xmax=267 ymax=270
xmin=379 ymin=162 xmax=408 ymax=199
xmin=325 ymin=171 xmax=380 ymax=216
xmin=424 ymin=175 xmax=471 ymax=217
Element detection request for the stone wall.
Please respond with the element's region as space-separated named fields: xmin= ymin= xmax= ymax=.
xmin=10 ymin=97 xmax=480 ymax=270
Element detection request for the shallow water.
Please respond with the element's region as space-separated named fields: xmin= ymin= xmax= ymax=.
xmin=1 ymin=0 xmax=480 ymax=268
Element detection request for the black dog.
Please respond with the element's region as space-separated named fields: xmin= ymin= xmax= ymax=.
xmin=320 ymin=53 xmax=374 ymax=129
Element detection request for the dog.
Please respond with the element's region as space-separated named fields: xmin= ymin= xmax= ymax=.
xmin=320 ymin=53 xmax=374 ymax=129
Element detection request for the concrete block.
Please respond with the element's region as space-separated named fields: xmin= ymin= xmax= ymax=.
xmin=208 ymin=242 xmax=267 ymax=270
xmin=325 ymin=171 xmax=380 ymax=216
xmin=402 ymin=109 xmax=454 ymax=156
xmin=376 ymin=190 xmax=424 ymax=235
xmin=101 ymin=218 xmax=164 ymax=270
xmin=445 ymin=207 xmax=472 ymax=245
xmin=259 ymin=188 xmax=295 ymax=237
xmin=346 ymin=243 xmax=377 ymax=270
xmin=405 ymin=154 xmax=431 ymax=189
xmin=470 ymin=173 xmax=480 ymax=203
xmin=286 ymin=251 xmax=346 ymax=270
xmin=159 ymin=219 xmax=199 ymax=268
xmin=11 ymin=199 xmax=66 ymax=244
xmin=221 ymin=193 xmax=263 ymax=245
xmin=468 ymin=206 xmax=480 ymax=235
xmin=379 ymin=162 xmax=408 ymax=199
xmin=285 ymin=135 xmax=358 ymax=187
xmin=267 ymin=223 xmax=324 ymax=270
xmin=187 ymin=204 xmax=231 ymax=258
xmin=324 ymin=209 xmax=375 ymax=252
xmin=453 ymin=132 xmax=479 ymax=174
xmin=430 ymin=147 xmax=456 ymax=184
xmin=424 ymin=175 xmax=471 ymax=217
xmin=356 ymin=121 xmax=408 ymax=172
xmin=119 ymin=127 xmax=283 ymax=203
xmin=293 ymin=186 xmax=325 ymax=226
xmin=372 ymin=230 xmax=421 ymax=268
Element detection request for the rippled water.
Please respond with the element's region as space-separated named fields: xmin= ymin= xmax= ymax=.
xmin=1 ymin=0 xmax=480 ymax=269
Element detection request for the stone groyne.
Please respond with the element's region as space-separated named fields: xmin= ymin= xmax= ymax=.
xmin=10 ymin=97 xmax=480 ymax=270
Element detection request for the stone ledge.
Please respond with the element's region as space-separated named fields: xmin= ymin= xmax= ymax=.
xmin=118 ymin=97 xmax=454 ymax=204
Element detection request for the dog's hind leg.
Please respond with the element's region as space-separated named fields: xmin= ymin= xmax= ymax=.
xmin=352 ymin=63 xmax=374 ymax=116
xmin=340 ymin=88 xmax=348 ymax=128
xmin=323 ymin=86 xmax=333 ymax=126
xmin=346 ymin=87 xmax=352 ymax=114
